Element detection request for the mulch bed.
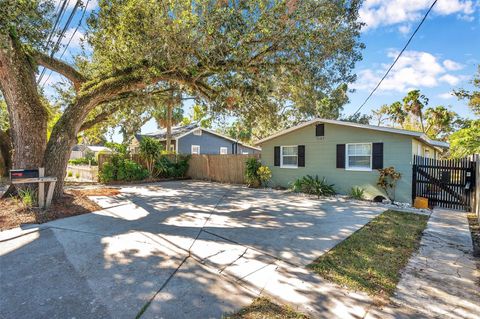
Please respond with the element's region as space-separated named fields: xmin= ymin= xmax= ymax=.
xmin=467 ymin=214 xmax=480 ymax=258
xmin=0 ymin=188 xmax=119 ymax=231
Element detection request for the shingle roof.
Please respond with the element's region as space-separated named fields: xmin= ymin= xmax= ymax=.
xmin=135 ymin=123 xmax=199 ymax=141
xmin=255 ymin=118 xmax=449 ymax=150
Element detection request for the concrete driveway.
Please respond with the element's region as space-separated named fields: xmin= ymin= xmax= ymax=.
xmin=0 ymin=181 xmax=386 ymax=318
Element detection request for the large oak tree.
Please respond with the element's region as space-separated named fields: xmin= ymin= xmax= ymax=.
xmin=0 ymin=0 xmax=363 ymax=198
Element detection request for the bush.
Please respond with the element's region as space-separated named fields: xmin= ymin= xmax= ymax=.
xmin=99 ymin=154 xmax=149 ymax=183
xmin=69 ymin=157 xmax=98 ymax=165
xmin=67 ymin=171 xmax=73 ymax=177
xmin=154 ymin=155 xmax=190 ymax=178
xmin=18 ymin=188 xmax=36 ymax=207
xmin=290 ymin=175 xmax=335 ymax=198
xmin=377 ymin=167 xmax=401 ymax=202
xmin=256 ymin=166 xmax=272 ymax=187
xmin=75 ymin=172 xmax=80 ymax=179
xmin=245 ymin=158 xmax=262 ymax=187
xmin=139 ymin=137 xmax=163 ymax=177
xmin=349 ymin=186 xmax=365 ymax=200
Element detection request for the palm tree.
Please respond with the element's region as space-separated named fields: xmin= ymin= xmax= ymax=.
xmin=387 ymin=101 xmax=407 ymax=128
xmin=152 ymin=90 xmax=184 ymax=152
xmin=424 ymin=106 xmax=458 ymax=140
xmin=403 ymin=90 xmax=428 ymax=132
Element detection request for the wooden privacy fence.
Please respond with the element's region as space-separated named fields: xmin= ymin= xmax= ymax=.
xmin=67 ymin=165 xmax=99 ymax=182
xmin=187 ymin=154 xmax=260 ymax=184
xmin=98 ymin=153 xmax=259 ymax=185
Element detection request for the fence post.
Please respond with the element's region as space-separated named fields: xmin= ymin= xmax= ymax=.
xmin=412 ymin=155 xmax=417 ymax=205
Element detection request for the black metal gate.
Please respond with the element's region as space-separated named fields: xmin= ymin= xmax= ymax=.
xmin=412 ymin=155 xmax=476 ymax=211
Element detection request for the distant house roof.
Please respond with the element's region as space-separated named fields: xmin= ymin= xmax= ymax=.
xmin=136 ymin=123 xmax=260 ymax=151
xmin=255 ymin=118 xmax=449 ymax=150
xmin=71 ymin=145 xmax=112 ymax=152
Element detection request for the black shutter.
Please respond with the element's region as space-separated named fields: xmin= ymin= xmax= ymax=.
xmin=336 ymin=144 xmax=345 ymax=168
xmin=274 ymin=146 xmax=280 ymax=166
xmin=315 ymin=124 xmax=325 ymax=136
xmin=372 ymin=143 xmax=384 ymax=169
xmin=298 ymin=145 xmax=305 ymax=167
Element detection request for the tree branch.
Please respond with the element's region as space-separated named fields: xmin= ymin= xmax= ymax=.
xmin=33 ymin=51 xmax=87 ymax=91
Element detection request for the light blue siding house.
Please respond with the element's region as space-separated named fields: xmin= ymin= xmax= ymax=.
xmin=132 ymin=123 xmax=260 ymax=155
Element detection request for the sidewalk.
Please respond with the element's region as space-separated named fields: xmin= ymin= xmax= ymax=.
xmin=367 ymin=209 xmax=480 ymax=318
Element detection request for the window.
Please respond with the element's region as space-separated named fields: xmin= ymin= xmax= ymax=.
xmin=281 ymin=146 xmax=298 ymax=168
xmin=193 ymin=129 xmax=202 ymax=136
xmin=191 ymin=145 xmax=200 ymax=154
xmin=169 ymin=144 xmax=175 ymax=152
xmin=424 ymin=149 xmax=430 ymax=158
xmin=242 ymin=151 xmax=249 ymax=155
xmin=346 ymin=143 xmax=372 ymax=171
xmin=220 ymin=147 xmax=228 ymax=154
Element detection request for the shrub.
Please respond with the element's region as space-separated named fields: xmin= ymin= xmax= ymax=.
xmin=290 ymin=175 xmax=335 ymax=198
xmin=350 ymin=186 xmax=365 ymax=200
xmin=154 ymin=155 xmax=190 ymax=178
xmin=245 ymin=158 xmax=261 ymax=187
xmin=377 ymin=167 xmax=401 ymax=202
xmin=75 ymin=172 xmax=80 ymax=179
xmin=256 ymin=166 xmax=272 ymax=187
xmin=139 ymin=137 xmax=163 ymax=177
xmin=18 ymin=188 xmax=36 ymax=207
xmin=69 ymin=157 xmax=98 ymax=165
xmin=99 ymin=154 xmax=149 ymax=183
xmin=67 ymin=171 xmax=73 ymax=177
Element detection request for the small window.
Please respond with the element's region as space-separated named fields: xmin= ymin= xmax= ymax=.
xmin=193 ymin=129 xmax=202 ymax=136
xmin=220 ymin=147 xmax=228 ymax=155
xmin=242 ymin=151 xmax=249 ymax=155
xmin=346 ymin=143 xmax=372 ymax=171
xmin=191 ymin=145 xmax=200 ymax=154
xmin=424 ymin=149 xmax=430 ymax=158
xmin=281 ymin=146 xmax=298 ymax=168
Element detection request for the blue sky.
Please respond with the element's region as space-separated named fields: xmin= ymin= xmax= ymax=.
xmin=45 ymin=0 xmax=480 ymax=141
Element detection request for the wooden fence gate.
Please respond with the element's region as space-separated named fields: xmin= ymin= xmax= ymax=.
xmin=412 ymin=155 xmax=476 ymax=211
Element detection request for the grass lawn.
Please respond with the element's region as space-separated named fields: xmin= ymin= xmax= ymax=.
xmin=308 ymin=210 xmax=429 ymax=300
xmin=225 ymin=298 xmax=308 ymax=319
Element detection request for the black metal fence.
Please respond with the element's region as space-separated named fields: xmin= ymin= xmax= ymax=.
xmin=412 ymin=155 xmax=476 ymax=211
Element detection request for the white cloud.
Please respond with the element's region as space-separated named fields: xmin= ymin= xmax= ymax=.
xmin=443 ymin=59 xmax=464 ymax=71
xmin=398 ymin=24 xmax=412 ymax=34
xmin=439 ymin=74 xmax=461 ymax=85
xmin=360 ymin=0 xmax=476 ymax=31
xmin=438 ymin=92 xmax=455 ymax=99
xmin=60 ymin=28 xmax=85 ymax=51
xmin=352 ymin=50 xmax=464 ymax=92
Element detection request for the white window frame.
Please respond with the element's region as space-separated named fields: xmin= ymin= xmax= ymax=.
xmin=280 ymin=145 xmax=298 ymax=169
xmin=220 ymin=147 xmax=228 ymax=155
xmin=193 ymin=129 xmax=202 ymax=136
xmin=191 ymin=145 xmax=200 ymax=154
xmin=345 ymin=143 xmax=372 ymax=171
xmin=242 ymin=151 xmax=249 ymax=155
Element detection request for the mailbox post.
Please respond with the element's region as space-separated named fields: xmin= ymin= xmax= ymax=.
xmin=10 ymin=167 xmax=57 ymax=209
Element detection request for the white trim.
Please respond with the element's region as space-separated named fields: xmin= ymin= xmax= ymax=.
xmin=191 ymin=145 xmax=200 ymax=154
xmin=345 ymin=143 xmax=372 ymax=171
xmin=175 ymin=127 xmax=262 ymax=151
xmin=254 ymin=118 xmax=449 ymax=149
xmin=280 ymin=145 xmax=298 ymax=169
xmin=219 ymin=147 xmax=228 ymax=155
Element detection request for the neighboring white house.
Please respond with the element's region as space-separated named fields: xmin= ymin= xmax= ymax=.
xmin=70 ymin=145 xmax=112 ymax=159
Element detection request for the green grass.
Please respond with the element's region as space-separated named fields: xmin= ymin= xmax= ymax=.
xmin=225 ymin=298 xmax=308 ymax=319
xmin=308 ymin=210 xmax=429 ymax=299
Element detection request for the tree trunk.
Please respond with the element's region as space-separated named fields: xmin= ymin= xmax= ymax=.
xmin=0 ymin=33 xmax=48 ymax=171
xmin=0 ymin=129 xmax=12 ymax=176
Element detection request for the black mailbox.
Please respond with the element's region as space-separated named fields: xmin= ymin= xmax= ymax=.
xmin=10 ymin=169 xmax=40 ymax=180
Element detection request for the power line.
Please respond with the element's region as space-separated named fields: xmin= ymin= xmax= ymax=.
xmin=39 ymin=0 xmax=83 ymax=88
xmin=352 ymin=0 xmax=438 ymax=116
xmin=41 ymin=0 xmax=89 ymax=88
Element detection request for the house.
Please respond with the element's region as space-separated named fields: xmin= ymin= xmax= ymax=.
xmin=70 ymin=145 xmax=112 ymax=159
xmin=131 ymin=123 xmax=260 ymax=155
xmin=255 ymin=118 xmax=449 ymax=203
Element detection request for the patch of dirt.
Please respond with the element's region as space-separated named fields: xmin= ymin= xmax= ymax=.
xmin=467 ymin=214 xmax=480 ymax=258
xmin=0 ymin=190 xmax=105 ymax=231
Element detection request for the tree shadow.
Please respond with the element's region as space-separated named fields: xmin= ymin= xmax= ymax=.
xmin=0 ymin=180 xmax=385 ymax=318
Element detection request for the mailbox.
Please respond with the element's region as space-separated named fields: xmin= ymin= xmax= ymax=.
xmin=10 ymin=169 xmax=40 ymax=180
